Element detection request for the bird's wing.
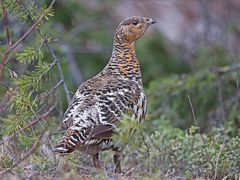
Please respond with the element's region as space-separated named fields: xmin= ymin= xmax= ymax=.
xmin=54 ymin=75 xmax=147 ymax=153
xmin=60 ymin=77 xmax=100 ymax=130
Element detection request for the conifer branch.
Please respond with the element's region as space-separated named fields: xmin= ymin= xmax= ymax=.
xmin=16 ymin=0 xmax=71 ymax=104
xmin=0 ymin=0 xmax=12 ymax=80
xmin=0 ymin=0 xmax=56 ymax=79
xmin=0 ymin=102 xmax=57 ymax=146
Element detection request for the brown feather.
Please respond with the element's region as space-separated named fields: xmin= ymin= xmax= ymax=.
xmin=86 ymin=124 xmax=116 ymax=139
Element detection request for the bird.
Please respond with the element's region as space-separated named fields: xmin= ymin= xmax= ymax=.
xmin=54 ymin=16 xmax=156 ymax=173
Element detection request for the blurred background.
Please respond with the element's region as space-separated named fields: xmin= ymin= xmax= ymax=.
xmin=0 ymin=0 xmax=239 ymax=178
xmin=52 ymin=0 xmax=240 ymax=83
xmin=51 ymin=0 xmax=240 ymax=132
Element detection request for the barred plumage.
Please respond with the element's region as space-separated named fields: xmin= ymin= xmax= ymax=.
xmin=54 ymin=16 xmax=156 ymax=173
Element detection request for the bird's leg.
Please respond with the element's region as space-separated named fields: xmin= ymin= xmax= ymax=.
xmin=113 ymin=149 xmax=121 ymax=173
xmin=92 ymin=153 xmax=101 ymax=169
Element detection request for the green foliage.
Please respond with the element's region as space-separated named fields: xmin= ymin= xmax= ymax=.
xmin=113 ymin=115 xmax=142 ymax=144
xmin=0 ymin=154 xmax=13 ymax=169
xmin=14 ymin=62 xmax=51 ymax=91
xmin=0 ymin=0 xmax=56 ymax=157
xmin=147 ymin=68 xmax=239 ymax=132
xmin=1 ymin=0 xmax=30 ymax=21
xmin=195 ymin=45 xmax=232 ymax=69
xmin=10 ymin=90 xmax=37 ymax=115
xmin=16 ymin=47 xmax=43 ymax=64
xmin=123 ymin=118 xmax=240 ymax=179
xmin=1 ymin=114 xmax=25 ymax=135
xmin=1 ymin=89 xmax=38 ymax=135
xmin=147 ymin=70 xmax=214 ymax=129
xmin=38 ymin=5 xmax=54 ymax=21
xmin=1 ymin=0 xmax=54 ymax=22
xmin=137 ymin=33 xmax=190 ymax=84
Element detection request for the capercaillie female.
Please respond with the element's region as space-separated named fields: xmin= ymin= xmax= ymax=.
xmin=54 ymin=16 xmax=156 ymax=173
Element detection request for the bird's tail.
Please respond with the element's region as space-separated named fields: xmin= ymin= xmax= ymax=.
xmin=54 ymin=126 xmax=83 ymax=153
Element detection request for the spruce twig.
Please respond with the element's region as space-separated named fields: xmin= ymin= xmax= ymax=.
xmin=16 ymin=0 xmax=71 ymax=104
xmin=0 ymin=0 xmax=56 ymax=79
xmin=0 ymin=0 xmax=12 ymax=80
xmin=0 ymin=102 xmax=56 ymax=146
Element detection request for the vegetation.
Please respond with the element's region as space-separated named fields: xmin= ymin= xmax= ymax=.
xmin=0 ymin=0 xmax=239 ymax=179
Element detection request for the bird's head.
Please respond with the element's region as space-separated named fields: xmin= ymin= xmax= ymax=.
xmin=114 ymin=16 xmax=156 ymax=44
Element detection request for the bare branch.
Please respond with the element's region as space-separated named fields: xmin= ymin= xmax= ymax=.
xmin=213 ymin=143 xmax=225 ymax=180
xmin=0 ymin=81 xmax=9 ymax=89
xmin=44 ymin=42 xmax=71 ymax=104
xmin=38 ymin=80 xmax=63 ymax=100
xmin=60 ymin=45 xmax=84 ymax=85
xmin=215 ymin=62 xmax=240 ymax=74
xmin=223 ymin=48 xmax=240 ymax=94
xmin=141 ymin=132 xmax=151 ymax=173
xmin=217 ymin=75 xmax=225 ymax=126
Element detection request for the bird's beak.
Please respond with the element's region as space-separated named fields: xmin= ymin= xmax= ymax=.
xmin=146 ymin=18 xmax=157 ymax=25
xmin=150 ymin=19 xmax=156 ymax=24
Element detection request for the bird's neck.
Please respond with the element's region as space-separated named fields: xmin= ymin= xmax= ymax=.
xmin=102 ymin=39 xmax=143 ymax=86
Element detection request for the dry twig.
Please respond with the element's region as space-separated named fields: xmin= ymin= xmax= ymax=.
xmin=141 ymin=132 xmax=151 ymax=173
xmin=187 ymin=95 xmax=214 ymax=172
xmin=213 ymin=143 xmax=225 ymax=180
xmin=44 ymin=42 xmax=71 ymax=104
xmin=38 ymin=80 xmax=63 ymax=100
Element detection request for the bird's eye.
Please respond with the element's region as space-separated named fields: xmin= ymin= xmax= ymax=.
xmin=132 ymin=20 xmax=138 ymax=25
